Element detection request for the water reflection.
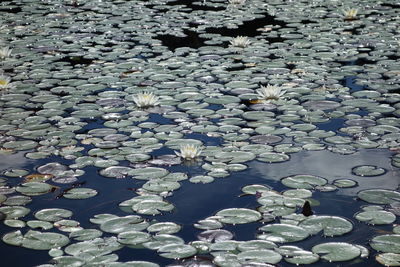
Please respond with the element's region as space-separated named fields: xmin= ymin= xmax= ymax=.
xmin=250 ymin=149 xmax=399 ymax=196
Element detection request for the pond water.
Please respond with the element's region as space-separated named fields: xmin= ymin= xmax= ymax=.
xmin=0 ymin=0 xmax=399 ymax=266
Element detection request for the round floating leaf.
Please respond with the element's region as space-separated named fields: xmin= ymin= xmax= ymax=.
xmin=65 ymin=237 xmax=122 ymax=256
xmin=299 ymin=216 xmax=353 ymax=237
xmin=282 ymin=189 xmax=312 ymax=199
xmin=22 ymin=230 xmax=70 ymax=250
xmin=35 ymin=208 xmax=73 ymax=222
xmin=194 ymin=219 xmax=223 ymax=230
xmin=352 ymin=165 xmax=386 ymax=176
xmin=376 ymin=253 xmax=400 ymax=266
xmin=143 ymin=234 xmax=184 ymax=250
xmin=237 ymin=249 xmax=282 ymax=264
xmin=0 ymin=206 xmax=30 ymax=219
xmin=216 ymin=208 xmax=262 ymax=224
xmin=197 ymin=229 xmax=233 ymax=243
xmin=312 ymin=242 xmax=361 ymax=262
xmin=69 ymin=229 xmax=102 ymax=241
xmin=355 ymin=210 xmax=396 ymax=225
xmin=4 ymin=219 xmax=26 ymax=228
xmin=241 ymin=184 xmax=272 ymax=195
xmin=142 ymin=180 xmax=181 ymax=193
xmin=62 ymin=188 xmax=98 ymax=199
xmin=117 ymin=231 xmax=151 ymax=246
xmin=189 ymin=175 xmax=214 ymax=184
xmin=281 ymin=174 xmax=328 ymax=189
xmin=147 ymin=222 xmax=181 ymax=234
xmin=333 ymin=179 xmax=358 ymax=188
xmin=157 ymin=244 xmax=197 ymax=259
xmin=100 ymin=215 xmax=147 ymax=234
xmin=2 ymin=230 xmax=24 ymax=246
xmin=276 ymin=246 xmax=319 ymax=265
xmin=27 ymin=220 xmax=53 ymax=230
xmin=358 ymin=189 xmax=400 ymax=205
xmin=257 ymin=152 xmax=290 ymax=163
xmin=370 ymin=235 xmax=400 ymax=253
xmin=258 ymin=224 xmax=309 ymax=243
xmin=15 ymin=182 xmax=52 ymax=196
xmin=238 ymin=240 xmax=277 ymax=251
xmin=130 ymin=167 xmax=169 ymax=180
xmin=51 ymin=256 xmax=85 ymax=266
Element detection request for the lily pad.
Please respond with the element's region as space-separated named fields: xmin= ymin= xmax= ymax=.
xmin=376 ymin=253 xmax=400 ymax=266
xmin=312 ymin=242 xmax=361 ymax=262
xmin=277 ymin=246 xmax=319 ymax=265
xmin=281 ymin=174 xmax=328 ymax=189
xmin=215 ymin=208 xmax=262 ymax=224
xmin=34 ymin=208 xmax=73 ymax=222
xmin=258 ymin=224 xmax=309 ymax=243
xmin=370 ymin=235 xmax=400 ymax=253
xmin=237 ymin=249 xmax=282 ymax=264
xmin=352 ymin=165 xmax=386 ymax=176
xmin=22 ymin=230 xmax=70 ymax=250
xmin=299 ymin=215 xmax=353 ymax=237
xmin=358 ymin=189 xmax=400 ymax=205
xmin=355 ymin=210 xmax=396 ymax=225
xmin=157 ymin=244 xmax=197 ymax=259
xmin=62 ymin=188 xmax=98 ymax=199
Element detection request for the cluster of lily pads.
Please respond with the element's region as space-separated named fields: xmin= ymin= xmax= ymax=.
xmin=0 ymin=0 xmax=399 ymax=266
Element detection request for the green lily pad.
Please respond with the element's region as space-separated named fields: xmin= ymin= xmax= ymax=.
xmin=100 ymin=215 xmax=148 ymax=234
xmin=352 ymin=165 xmax=386 ymax=176
xmin=281 ymin=174 xmax=328 ymax=189
xmin=370 ymin=235 xmax=400 ymax=253
xmin=130 ymin=167 xmax=169 ymax=180
xmin=147 ymin=222 xmax=181 ymax=234
xmin=312 ymin=242 xmax=361 ymax=262
xmin=117 ymin=231 xmax=151 ymax=246
xmin=333 ymin=179 xmax=358 ymax=188
xmin=0 ymin=206 xmax=30 ymax=219
xmin=277 ymin=246 xmax=319 ymax=265
xmin=15 ymin=182 xmax=52 ymax=196
xmin=143 ymin=234 xmax=184 ymax=250
xmin=22 ymin=230 xmax=69 ymax=250
xmin=157 ymin=244 xmax=197 ymax=259
xmin=62 ymin=188 xmax=98 ymax=199
xmin=258 ymin=224 xmax=309 ymax=243
xmin=237 ymin=249 xmax=282 ymax=264
xmin=376 ymin=253 xmax=400 ymax=266
xmin=355 ymin=210 xmax=396 ymax=225
xmin=120 ymin=195 xmax=174 ymax=215
xmin=299 ymin=215 xmax=353 ymax=237
xmin=257 ymin=152 xmax=290 ymax=163
xmin=358 ymin=189 xmax=400 ymax=204
xmin=2 ymin=230 xmax=24 ymax=246
xmin=34 ymin=208 xmax=73 ymax=222
xmin=69 ymin=229 xmax=103 ymax=241
xmin=215 ymin=208 xmax=262 ymax=224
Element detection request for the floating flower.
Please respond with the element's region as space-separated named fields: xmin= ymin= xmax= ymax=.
xmin=256 ymin=84 xmax=286 ymax=101
xmin=0 ymin=75 xmax=12 ymax=90
xmin=0 ymin=47 xmax=12 ymax=60
xmin=228 ymin=0 xmax=246 ymax=5
xmin=175 ymin=144 xmax=202 ymax=160
xmin=229 ymin=36 xmax=251 ymax=48
xmin=133 ymin=92 xmax=159 ymax=108
xmin=342 ymin=8 xmax=358 ymax=20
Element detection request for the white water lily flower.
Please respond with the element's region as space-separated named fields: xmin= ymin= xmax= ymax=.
xmin=229 ymin=36 xmax=251 ymax=48
xmin=133 ymin=92 xmax=159 ymax=108
xmin=229 ymin=0 xmax=246 ymax=5
xmin=0 ymin=47 xmax=12 ymax=60
xmin=0 ymin=75 xmax=12 ymax=90
xmin=175 ymin=144 xmax=202 ymax=160
xmin=256 ymin=84 xmax=286 ymax=101
xmin=342 ymin=8 xmax=358 ymax=20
